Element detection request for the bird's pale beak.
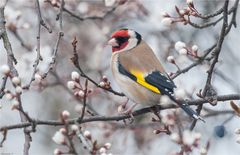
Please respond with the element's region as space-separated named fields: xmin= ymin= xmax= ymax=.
xmin=107 ymin=38 xmax=119 ymax=47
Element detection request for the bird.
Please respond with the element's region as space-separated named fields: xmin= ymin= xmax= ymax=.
xmin=107 ymin=28 xmax=204 ymax=121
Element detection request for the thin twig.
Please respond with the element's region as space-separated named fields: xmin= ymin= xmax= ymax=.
xmin=78 ymin=79 xmax=88 ymax=122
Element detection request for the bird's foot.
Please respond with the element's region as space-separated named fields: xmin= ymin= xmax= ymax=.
xmin=117 ymin=98 xmax=129 ymax=113
xmin=118 ymin=103 xmax=137 ymax=123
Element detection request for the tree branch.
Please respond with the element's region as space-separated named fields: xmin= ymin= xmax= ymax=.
xmin=1 ymin=94 xmax=239 ymax=131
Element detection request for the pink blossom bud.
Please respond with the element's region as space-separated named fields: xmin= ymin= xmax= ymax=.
xmin=161 ymin=18 xmax=173 ymax=26
xmin=99 ymin=81 xmax=105 ymax=87
xmin=175 ymin=41 xmax=186 ymax=51
xmin=0 ymin=65 xmax=10 ymax=75
xmin=178 ymin=48 xmax=188 ymax=55
xmin=99 ymin=147 xmax=106 ymax=154
xmin=167 ymin=56 xmax=175 ymax=63
xmin=59 ymin=128 xmax=67 ymax=134
xmin=78 ymin=90 xmax=85 ymax=97
xmin=192 ymin=45 xmax=198 ymax=51
xmin=5 ymin=93 xmax=13 ymax=100
xmin=67 ymin=81 xmax=75 ymax=90
xmin=12 ymin=77 xmax=21 ymax=85
xmin=61 ymin=110 xmax=70 ymax=120
xmin=52 ymin=131 xmax=65 ymax=145
xmin=83 ymin=130 xmax=91 ymax=140
xmin=71 ymin=125 xmax=79 ymax=132
xmin=102 ymin=75 xmax=108 ymax=82
xmin=71 ymin=71 xmax=80 ymax=81
xmin=34 ymin=73 xmax=42 ymax=83
xmin=15 ymin=86 xmax=23 ymax=94
xmin=53 ymin=148 xmax=62 ymax=155
xmin=104 ymin=142 xmax=111 ymax=149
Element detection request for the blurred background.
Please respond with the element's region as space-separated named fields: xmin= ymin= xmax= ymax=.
xmin=0 ymin=0 xmax=240 ymax=154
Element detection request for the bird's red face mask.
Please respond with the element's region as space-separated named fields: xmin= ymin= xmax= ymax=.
xmin=108 ymin=30 xmax=129 ymax=52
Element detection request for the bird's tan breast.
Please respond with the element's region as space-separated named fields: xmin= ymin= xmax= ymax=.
xmin=111 ymin=52 xmax=160 ymax=105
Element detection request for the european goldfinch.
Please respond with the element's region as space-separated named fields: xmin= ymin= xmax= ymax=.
xmin=108 ymin=28 xmax=203 ymax=121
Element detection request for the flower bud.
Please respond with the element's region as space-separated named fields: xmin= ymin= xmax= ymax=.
xmin=15 ymin=86 xmax=23 ymax=94
xmin=71 ymin=125 xmax=79 ymax=132
xmin=53 ymin=148 xmax=62 ymax=155
xmin=192 ymin=45 xmax=198 ymax=52
xmin=5 ymin=93 xmax=13 ymax=100
xmin=178 ymin=48 xmax=188 ymax=55
xmin=78 ymin=90 xmax=85 ymax=97
xmin=67 ymin=81 xmax=75 ymax=90
xmin=61 ymin=110 xmax=70 ymax=120
xmin=0 ymin=65 xmax=10 ymax=75
xmin=12 ymin=77 xmax=21 ymax=85
xmin=167 ymin=56 xmax=175 ymax=63
xmin=59 ymin=128 xmax=67 ymax=134
xmin=34 ymin=73 xmax=42 ymax=83
xmin=175 ymin=41 xmax=186 ymax=51
xmin=71 ymin=71 xmax=80 ymax=81
xmin=99 ymin=147 xmax=106 ymax=154
xmin=99 ymin=81 xmax=105 ymax=87
xmin=83 ymin=130 xmax=91 ymax=140
xmin=52 ymin=131 xmax=65 ymax=145
xmin=104 ymin=142 xmax=111 ymax=149
xmin=102 ymin=75 xmax=108 ymax=82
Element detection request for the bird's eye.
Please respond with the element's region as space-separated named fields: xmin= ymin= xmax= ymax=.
xmin=115 ymin=37 xmax=129 ymax=43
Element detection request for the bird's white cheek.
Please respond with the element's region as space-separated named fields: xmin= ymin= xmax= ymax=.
xmin=115 ymin=38 xmax=138 ymax=53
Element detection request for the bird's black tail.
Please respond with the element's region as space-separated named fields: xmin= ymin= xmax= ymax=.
xmin=171 ymin=97 xmax=205 ymax=122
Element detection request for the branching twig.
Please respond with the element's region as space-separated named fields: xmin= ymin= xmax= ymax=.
xmin=71 ymin=37 xmax=124 ymax=96
xmin=42 ymin=0 xmax=64 ymax=79
xmin=1 ymin=93 xmax=239 ymax=131
xmin=45 ymin=0 xmax=118 ymax=21
xmin=78 ymin=79 xmax=88 ymax=122
xmin=190 ymin=0 xmax=232 ymax=130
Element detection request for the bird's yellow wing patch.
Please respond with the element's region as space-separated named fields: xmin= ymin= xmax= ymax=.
xmin=130 ymin=70 xmax=161 ymax=94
